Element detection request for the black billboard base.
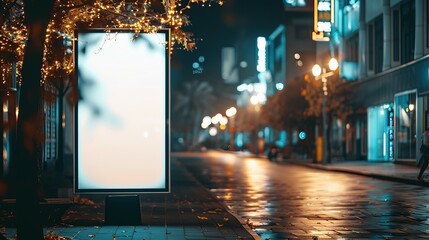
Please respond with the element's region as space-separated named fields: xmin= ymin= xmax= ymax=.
xmin=105 ymin=195 xmax=142 ymax=225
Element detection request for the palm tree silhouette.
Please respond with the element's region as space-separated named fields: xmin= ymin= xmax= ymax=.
xmin=173 ymin=80 xmax=216 ymax=149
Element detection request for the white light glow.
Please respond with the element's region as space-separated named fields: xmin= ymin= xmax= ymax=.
xmin=203 ymin=116 xmax=212 ymax=124
xmin=254 ymin=83 xmax=266 ymax=94
xmin=77 ymin=31 xmax=168 ymax=192
xmin=220 ymin=116 xmax=228 ymax=125
xmin=226 ymin=107 xmax=237 ymax=117
xmin=317 ymin=22 xmax=331 ymax=32
xmin=312 ymin=64 xmax=322 ymax=77
xmin=212 ymin=113 xmax=223 ymax=124
xmin=257 ymin=93 xmax=266 ymax=104
xmin=318 ymin=1 xmax=331 ymax=11
xmin=383 ymin=132 xmax=386 ymax=156
xmin=209 ymin=127 xmax=218 ymax=136
xmin=257 ymin=37 xmax=266 ymax=73
xmin=250 ymin=95 xmax=259 ymax=105
xmin=329 ymin=58 xmax=339 ymax=71
xmin=294 ymin=53 xmax=301 ymax=60
xmin=237 ymin=84 xmax=247 ymax=92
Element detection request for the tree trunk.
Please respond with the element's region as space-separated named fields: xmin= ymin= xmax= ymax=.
xmin=8 ymin=90 xmax=17 ymax=179
xmin=192 ymin=110 xmax=201 ymax=147
xmin=13 ymin=1 xmax=54 ymax=239
xmin=184 ymin=109 xmax=193 ymax=150
xmin=56 ymin=91 xmax=64 ymax=173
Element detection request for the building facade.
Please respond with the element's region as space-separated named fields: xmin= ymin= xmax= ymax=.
xmin=333 ymin=0 xmax=429 ymax=164
xmin=0 ymin=59 xmax=73 ymax=177
xmin=262 ymin=0 xmax=429 ymax=163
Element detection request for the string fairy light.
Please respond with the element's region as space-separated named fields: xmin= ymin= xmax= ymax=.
xmin=0 ymin=0 xmax=223 ymax=87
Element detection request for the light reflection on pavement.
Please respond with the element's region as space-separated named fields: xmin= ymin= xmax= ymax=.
xmin=175 ymin=151 xmax=429 ymax=239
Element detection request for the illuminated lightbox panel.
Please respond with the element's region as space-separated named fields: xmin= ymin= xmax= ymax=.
xmin=75 ymin=29 xmax=170 ymax=193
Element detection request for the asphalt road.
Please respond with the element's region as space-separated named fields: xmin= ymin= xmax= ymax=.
xmin=175 ymin=151 xmax=429 ymax=239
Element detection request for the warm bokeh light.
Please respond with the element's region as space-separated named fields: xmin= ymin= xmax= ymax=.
xmin=202 ymin=116 xmax=212 ymax=128
xmin=294 ymin=53 xmax=301 ymax=59
xmin=328 ymin=57 xmax=339 ymax=71
xmin=226 ymin=107 xmax=237 ymax=117
xmin=203 ymin=116 xmax=212 ymax=123
xmin=0 ymin=0 xmax=224 ymax=87
xmin=220 ymin=116 xmax=228 ymax=125
xmin=201 ymin=122 xmax=210 ymax=129
xmin=249 ymin=92 xmax=267 ymax=106
xmin=212 ymin=113 xmax=222 ymax=124
xmin=257 ymin=93 xmax=266 ymax=104
xmin=209 ymin=127 xmax=218 ymax=136
xmin=250 ymin=95 xmax=259 ymax=105
xmin=312 ymin=64 xmax=322 ymax=77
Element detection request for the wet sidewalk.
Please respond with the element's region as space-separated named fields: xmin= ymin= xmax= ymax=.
xmin=0 ymin=158 xmax=257 ymax=240
xmin=280 ymin=159 xmax=429 ymax=187
xmin=228 ymin=150 xmax=429 ymax=187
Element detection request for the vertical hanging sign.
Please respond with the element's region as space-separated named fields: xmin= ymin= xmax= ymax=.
xmin=387 ymin=107 xmax=394 ymax=160
xmin=75 ymin=29 xmax=170 ymax=193
xmin=313 ymin=0 xmax=334 ymax=41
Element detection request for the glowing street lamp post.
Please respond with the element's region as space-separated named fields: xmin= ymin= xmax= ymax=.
xmin=250 ymin=93 xmax=266 ymax=154
xmin=211 ymin=113 xmax=223 ymax=147
xmin=201 ymin=108 xmax=237 ymax=149
xmin=312 ymin=58 xmax=338 ymax=164
xmin=226 ymin=107 xmax=237 ymax=150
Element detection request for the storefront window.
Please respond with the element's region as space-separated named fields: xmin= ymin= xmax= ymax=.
xmin=367 ymin=104 xmax=393 ymax=161
xmin=1 ymin=97 xmax=9 ymax=176
xmin=395 ymin=91 xmax=416 ymax=160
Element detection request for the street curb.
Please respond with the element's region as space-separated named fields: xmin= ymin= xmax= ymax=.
xmin=216 ymin=202 xmax=262 ymax=240
xmin=285 ymin=161 xmax=429 ymax=188
xmin=174 ymin=157 xmax=261 ymax=240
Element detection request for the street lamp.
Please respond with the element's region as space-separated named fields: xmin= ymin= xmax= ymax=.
xmin=249 ymin=93 xmax=266 ymax=154
xmin=202 ymin=109 xmax=238 ymax=149
xmin=226 ymin=107 xmax=237 ymax=150
xmin=210 ymin=113 xmax=223 ymax=147
xmin=201 ymin=116 xmax=211 ymax=129
xmin=312 ymin=57 xmax=339 ymax=164
xmin=226 ymin=107 xmax=237 ymax=117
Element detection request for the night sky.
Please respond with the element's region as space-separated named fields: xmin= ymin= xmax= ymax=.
xmin=172 ymin=0 xmax=285 ymax=88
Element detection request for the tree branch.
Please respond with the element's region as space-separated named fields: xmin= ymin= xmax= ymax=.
xmin=56 ymin=0 xmax=94 ymax=12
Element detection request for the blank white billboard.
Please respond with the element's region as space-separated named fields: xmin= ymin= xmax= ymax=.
xmin=75 ymin=30 xmax=170 ymax=193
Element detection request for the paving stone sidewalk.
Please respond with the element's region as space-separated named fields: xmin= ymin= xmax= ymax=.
xmin=0 ymin=158 xmax=257 ymax=240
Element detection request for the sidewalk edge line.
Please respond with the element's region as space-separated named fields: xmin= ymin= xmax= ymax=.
xmin=286 ymin=161 xmax=429 ymax=187
xmin=174 ymin=157 xmax=262 ymax=240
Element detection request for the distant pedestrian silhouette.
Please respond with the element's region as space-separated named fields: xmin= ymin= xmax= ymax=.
xmin=418 ymin=129 xmax=429 ymax=181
